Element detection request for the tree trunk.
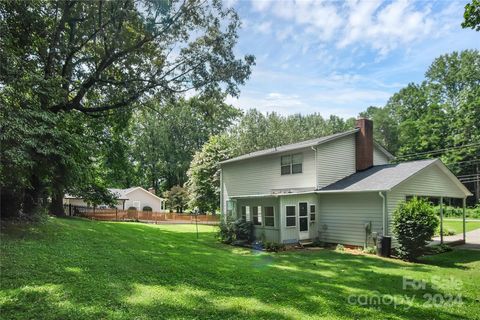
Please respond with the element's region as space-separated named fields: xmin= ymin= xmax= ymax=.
xmin=50 ymin=191 xmax=65 ymax=216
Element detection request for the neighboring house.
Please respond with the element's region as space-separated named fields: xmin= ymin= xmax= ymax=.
xmin=220 ymin=118 xmax=472 ymax=246
xmin=64 ymin=187 xmax=166 ymax=212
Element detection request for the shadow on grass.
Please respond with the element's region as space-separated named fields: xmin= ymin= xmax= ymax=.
xmin=419 ymin=249 xmax=480 ymax=270
xmin=1 ymin=218 xmax=476 ymax=320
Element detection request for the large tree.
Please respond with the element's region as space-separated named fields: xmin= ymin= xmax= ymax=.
xmin=131 ymin=94 xmax=240 ymax=192
xmin=361 ymin=50 xmax=480 ymax=203
xmin=0 ymin=0 xmax=254 ymax=217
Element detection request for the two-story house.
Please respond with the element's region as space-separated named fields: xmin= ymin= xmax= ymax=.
xmin=219 ymin=118 xmax=471 ymax=246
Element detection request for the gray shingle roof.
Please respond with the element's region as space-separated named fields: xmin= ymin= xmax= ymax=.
xmin=220 ymin=129 xmax=359 ymax=164
xmin=318 ymin=159 xmax=438 ymax=192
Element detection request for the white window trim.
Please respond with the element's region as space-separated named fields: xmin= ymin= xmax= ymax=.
xmin=280 ymin=153 xmax=303 ymax=176
xmin=298 ymin=202 xmax=310 ymax=230
xmin=263 ymin=206 xmax=275 ymax=228
xmin=310 ymin=204 xmax=316 ymax=222
xmin=253 ymin=206 xmax=263 ymax=226
xmin=285 ymin=205 xmax=297 ymax=228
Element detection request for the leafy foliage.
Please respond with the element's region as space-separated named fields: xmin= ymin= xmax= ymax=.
xmin=133 ymin=95 xmax=240 ymax=191
xmin=361 ymin=50 xmax=480 ymax=204
xmin=462 ymin=0 xmax=480 ymax=31
xmin=164 ymin=185 xmax=189 ymax=213
xmin=217 ymin=218 xmax=254 ymax=244
xmin=0 ymin=0 xmax=252 ymax=218
xmin=263 ymin=241 xmax=286 ymax=252
xmin=187 ymin=135 xmax=234 ymax=214
xmin=392 ymin=197 xmax=439 ymax=261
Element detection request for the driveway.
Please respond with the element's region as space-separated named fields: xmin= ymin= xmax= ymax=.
xmin=432 ymin=228 xmax=480 ymax=250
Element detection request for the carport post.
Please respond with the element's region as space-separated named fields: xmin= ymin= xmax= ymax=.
xmin=440 ymin=197 xmax=443 ymax=244
xmin=463 ymin=198 xmax=466 ymax=242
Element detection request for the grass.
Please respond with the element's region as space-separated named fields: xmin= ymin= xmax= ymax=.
xmin=435 ymin=219 xmax=480 ymax=236
xmin=1 ymin=217 xmax=479 ymax=320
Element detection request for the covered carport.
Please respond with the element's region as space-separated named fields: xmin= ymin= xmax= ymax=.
xmin=318 ymin=158 xmax=473 ymax=246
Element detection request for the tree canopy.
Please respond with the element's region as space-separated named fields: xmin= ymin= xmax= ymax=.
xmin=0 ymin=0 xmax=253 ymax=218
xmin=462 ymin=0 xmax=480 ymax=31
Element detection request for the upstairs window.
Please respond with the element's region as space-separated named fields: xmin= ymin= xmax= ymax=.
xmin=281 ymin=153 xmax=303 ymax=175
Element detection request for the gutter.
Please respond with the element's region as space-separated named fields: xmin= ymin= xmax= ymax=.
xmin=378 ymin=191 xmax=387 ymax=236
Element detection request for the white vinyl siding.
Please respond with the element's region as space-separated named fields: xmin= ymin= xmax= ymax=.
xmin=386 ymin=163 xmax=468 ymax=237
xmin=374 ymin=146 xmax=390 ymax=165
xmin=279 ymin=193 xmax=319 ymax=243
xmin=222 ymin=147 xmax=315 ymax=196
xmin=316 ymin=134 xmax=356 ymax=189
xmin=317 ymin=192 xmax=383 ymax=247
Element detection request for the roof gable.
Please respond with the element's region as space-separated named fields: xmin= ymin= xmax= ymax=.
xmin=319 ymin=159 xmax=437 ymax=192
xmin=220 ymin=129 xmax=359 ymax=164
xmin=318 ymin=159 xmax=471 ymax=197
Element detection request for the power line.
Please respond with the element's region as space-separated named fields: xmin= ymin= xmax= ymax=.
xmin=460 ymin=179 xmax=480 ymax=184
xmin=457 ymin=174 xmax=480 ymax=178
xmin=396 ymin=143 xmax=480 ymax=159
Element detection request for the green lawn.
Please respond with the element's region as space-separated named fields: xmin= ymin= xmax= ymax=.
xmin=436 ymin=219 xmax=480 ymax=235
xmin=1 ymin=217 xmax=479 ymax=319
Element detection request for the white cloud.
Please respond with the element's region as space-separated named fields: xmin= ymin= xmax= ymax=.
xmin=255 ymin=21 xmax=272 ymax=34
xmin=250 ymin=0 xmax=447 ymax=55
xmin=251 ymin=0 xmax=273 ymax=12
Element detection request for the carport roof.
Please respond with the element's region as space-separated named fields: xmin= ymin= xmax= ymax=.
xmin=318 ymin=158 xmax=471 ymax=194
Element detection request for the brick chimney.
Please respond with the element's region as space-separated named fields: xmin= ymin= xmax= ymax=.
xmin=148 ymin=188 xmax=156 ymax=195
xmin=355 ymin=118 xmax=373 ymax=171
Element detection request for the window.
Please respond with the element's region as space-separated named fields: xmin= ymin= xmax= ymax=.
xmin=281 ymin=153 xmax=303 ymax=175
xmin=241 ymin=206 xmax=247 ymax=221
xmin=310 ymin=205 xmax=316 ymax=221
xmin=264 ymin=207 xmax=274 ymax=227
xmin=286 ymin=206 xmax=296 ymax=227
xmin=226 ymin=200 xmax=235 ymax=216
xmin=253 ymin=206 xmax=262 ymax=225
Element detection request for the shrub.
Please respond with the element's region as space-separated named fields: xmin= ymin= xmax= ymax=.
xmin=127 ymin=206 xmax=137 ymax=211
xmin=218 ymin=219 xmax=254 ymax=244
xmin=392 ymin=197 xmax=439 ymax=261
xmin=142 ymin=206 xmax=152 ymax=212
xmin=264 ymin=241 xmax=286 ymax=252
xmin=362 ymin=246 xmax=376 ymax=254
xmin=335 ymin=244 xmax=345 ymax=252
xmin=233 ymin=219 xmax=254 ymax=242
xmin=218 ymin=219 xmax=236 ymax=244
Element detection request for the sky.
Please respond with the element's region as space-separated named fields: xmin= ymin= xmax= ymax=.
xmin=224 ymin=0 xmax=479 ymax=119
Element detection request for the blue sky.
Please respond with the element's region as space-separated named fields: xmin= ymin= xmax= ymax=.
xmin=224 ymin=0 xmax=479 ymax=119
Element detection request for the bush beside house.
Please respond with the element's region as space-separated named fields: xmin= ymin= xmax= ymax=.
xmin=392 ymin=197 xmax=439 ymax=261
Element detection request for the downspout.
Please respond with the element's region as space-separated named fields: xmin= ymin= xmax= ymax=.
xmin=220 ymin=167 xmax=224 ymax=221
xmin=311 ymin=146 xmax=318 ymax=189
xmin=378 ymin=192 xmax=386 ymax=236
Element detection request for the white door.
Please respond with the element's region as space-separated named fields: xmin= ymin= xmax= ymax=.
xmin=298 ymin=202 xmax=309 ymax=240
